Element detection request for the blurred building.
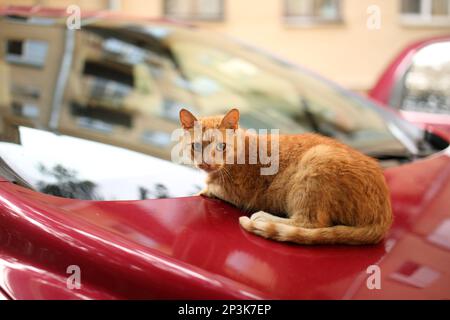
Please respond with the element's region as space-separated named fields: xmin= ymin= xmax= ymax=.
xmin=1 ymin=0 xmax=449 ymax=92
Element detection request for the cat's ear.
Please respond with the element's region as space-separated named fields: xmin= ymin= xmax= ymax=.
xmin=220 ymin=108 xmax=240 ymax=129
xmin=179 ymin=108 xmax=197 ymax=129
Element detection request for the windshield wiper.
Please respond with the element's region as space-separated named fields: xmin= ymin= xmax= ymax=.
xmin=369 ymin=154 xmax=414 ymax=162
xmin=299 ymin=98 xmax=334 ymax=137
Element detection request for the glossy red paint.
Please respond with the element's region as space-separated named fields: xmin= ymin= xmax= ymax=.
xmin=369 ymin=36 xmax=450 ymax=137
xmin=1 ymin=150 xmax=450 ymax=299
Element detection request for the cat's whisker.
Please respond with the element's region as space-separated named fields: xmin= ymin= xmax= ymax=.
xmin=218 ymin=169 xmax=225 ymax=185
xmin=221 ymin=167 xmax=232 ymax=183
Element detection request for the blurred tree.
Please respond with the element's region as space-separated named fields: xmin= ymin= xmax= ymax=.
xmin=37 ymin=164 xmax=102 ymax=200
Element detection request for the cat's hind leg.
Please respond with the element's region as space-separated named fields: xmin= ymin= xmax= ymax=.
xmin=239 ymin=210 xmax=318 ymax=240
xmin=247 ymin=211 xmax=297 ymax=225
xmin=239 ymin=213 xmax=299 ymax=241
xmin=246 ymin=211 xmax=323 ymax=228
xmin=239 ymin=210 xmax=331 ymax=241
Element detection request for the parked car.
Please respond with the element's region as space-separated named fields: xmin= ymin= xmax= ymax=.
xmin=370 ymin=36 xmax=450 ymax=138
xmin=1 ymin=7 xmax=450 ymax=299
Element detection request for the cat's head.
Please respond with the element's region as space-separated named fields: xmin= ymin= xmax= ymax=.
xmin=179 ymin=108 xmax=240 ymax=173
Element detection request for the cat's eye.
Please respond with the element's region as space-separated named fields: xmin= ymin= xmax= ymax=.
xmin=216 ymin=143 xmax=226 ymax=152
xmin=192 ymin=142 xmax=202 ymax=152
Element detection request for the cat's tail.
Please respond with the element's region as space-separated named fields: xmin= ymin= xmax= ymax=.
xmin=239 ymin=217 xmax=389 ymax=245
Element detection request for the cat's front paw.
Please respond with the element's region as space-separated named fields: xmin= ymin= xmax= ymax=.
xmin=196 ymin=189 xmax=214 ymax=198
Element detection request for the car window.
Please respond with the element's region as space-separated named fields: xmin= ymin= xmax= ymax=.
xmin=168 ymin=31 xmax=414 ymax=154
xmin=400 ymin=41 xmax=450 ymax=114
xmin=168 ymin=28 xmax=411 ymax=156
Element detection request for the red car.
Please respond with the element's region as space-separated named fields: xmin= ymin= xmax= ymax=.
xmin=1 ymin=6 xmax=450 ymax=300
xmin=370 ymin=35 xmax=450 ymax=139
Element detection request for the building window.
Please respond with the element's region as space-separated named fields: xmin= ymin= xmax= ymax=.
xmin=5 ymin=39 xmax=48 ymax=68
xmin=284 ymin=0 xmax=342 ymax=25
xmin=163 ymin=0 xmax=224 ymax=21
xmin=401 ymin=0 xmax=450 ymax=26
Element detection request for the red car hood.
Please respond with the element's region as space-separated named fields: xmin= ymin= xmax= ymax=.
xmin=1 ymin=150 xmax=450 ymax=299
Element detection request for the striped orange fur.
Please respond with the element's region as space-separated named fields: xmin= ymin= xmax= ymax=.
xmin=179 ymin=108 xmax=393 ymax=245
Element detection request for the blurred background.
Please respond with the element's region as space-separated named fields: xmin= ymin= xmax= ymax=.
xmin=0 ymin=0 xmax=449 ymax=92
xmin=0 ymin=0 xmax=449 ymax=200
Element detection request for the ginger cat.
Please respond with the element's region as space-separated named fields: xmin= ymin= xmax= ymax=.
xmin=179 ymin=108 xmax=392 ymax=245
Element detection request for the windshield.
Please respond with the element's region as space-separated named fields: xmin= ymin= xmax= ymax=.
xmin=0 ymin=20 xmax=445 ymax=200
xmin=168 ymin=29 xmax=415 ymax=156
